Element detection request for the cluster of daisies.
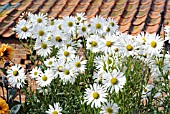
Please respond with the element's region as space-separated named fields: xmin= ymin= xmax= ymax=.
xmin=9 ymin=12 xmax=170 ymax=113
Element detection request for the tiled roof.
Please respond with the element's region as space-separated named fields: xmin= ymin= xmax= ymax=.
xmin=0 ymin=0 xmax=169 ymax=38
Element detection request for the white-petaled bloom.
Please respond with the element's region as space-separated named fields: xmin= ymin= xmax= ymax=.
xmin=84 ymin=83 xmax=107 ymax=108
xmin=93 ymin=72 xmax=103 ymax=84
xmin=36 ymin=69 xmax=54 ymax=87
xmin=44 ymin=57 xmax=56 ymax=68
xmin=30 ymin=12 xmax=48 ymax=26
xmin=86 ymin=35 xmax=102 ymax=53
xmin=76 ymin=12 xmax=87 ymax=23
xmin=58 ymin=63 xmax=78 ymax=85
xmin=57 ymin=46 xmax=76 ymax=61
xmin=70 ymin=56 xmax=87 ymax=73
xmin=61 ymin=37 xmax=81 ymax=49
xmin=164 ymin=26 xmax=170 ymax=43
xmin=51 ymin=31 xmax=66 ymax=48
xmin=29 ymin=67 xmax=42 ymax=79
xmin=136 ymin=32 xmax=149 ymax=45
xmin=102 ymin=69 xmax=126 ymax=93
xmin=100 ymin=102 xmax=119 ymax=114
xmin=62 ymin=16 xmax=77 ymax=34
xmin=31 ymin=24 xmax=48 ymax=39
xmin=50 ymin=18 xmax=64 ymax=31
xmin=107 ymin=17 xmax=119 ymax=32
xmin=46 ymin=102 xmax=62 ymax=114
xmin=141 ymin=84 xmax=154 ymax=99
xmin=117 ymin=34 xmax=139 ymax=57
xmin=90 ymin=16 xmax=106 ymax=34
xmin=34 ymin=38 xmax=52 ymax=57
xmin=100 ymin=33 xmax=119 ymax=54
xmin=52 ymin=58 xmax=65 ymax=78
xmin=145 ymin=33 xmax=164 ymax=56
xmin=77 ymin=21 xmax=90 ymax=37
xmin=13 ymin=19 xmax=32 ymax=39
xmin=7 ymin=64 xmax=26 ymax=88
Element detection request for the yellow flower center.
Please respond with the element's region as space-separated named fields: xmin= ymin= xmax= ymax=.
xmin=64 ymin=70 xmax=70 ymax=75
xmin=21 ymin=26 xmax=27 ymax=32
xmin=13 ymin=70 xmax=18 ymax=76
xmin=114 ymin=48 xmax=119 ymax=52
xmin=82 ymin=26 xmax=86 ymax=32
xmin=55 ymin=36 xmax=62 ymax=42
xmin=41 ymin=43 xmax=47 ymax=49
xmin=64 ymin=51 xmax=69 ymax=57
xmin=90 ymin=41 xmax=97 ymax=47
xmin=48 ymin=36 xmax=52 ymax=40
xmin=144 ymin=88 xmax=147 ymax=92
xmin=37 ymin=18 xmax=42 ymax=23
xmin=75 ymin=62 xmax=81 ymax=67
xmin=58 ymin=25 xmax=62 ymax=30
xmin=48 ymin=61 xmax=53 ymax=65
xmin=106 ymin=41 xmax=112 ymax=47
xmin=106 ymin=27 xmax=110 ymax=32
xmin=92 ymin=92 xmax=99 ymax=99
xmin=142 ymin=37 xmax=146 ymax=42
xmin=95 ymin=23 xmax=101 ymax=29
xmin=126 ymin=44 xmax=133 ymax=51
xmin=67 ymin=21 xmax=73 ymax=27
xmin=57 ymin=66 xmax=63 ymax=72
xmin=50 ymin=21 xmax=54 ymax=25
xmin=106 ymin=107 xmax=113 ymax=114
xmin=107 ymin=59 xmax=112 ymax=64
xmin=150 ymin=41 xmax=157 ymax=48
xmin=34 ymin=72 xmax=38 ymax=76
xmin=52 ymin=110 xmax=58 ymax=114
xmin=77 ymin=17 xmax=81 ymax=21
xmin=110 ymin=22 xmax=114 ymax=27
xmin=42 ymin=75 xmax=47 ymax=81
xmin=38 ymin=30 xmax=44 ymax=36
xmin=110 ymin=77 xmax=117 ymax=85
xmin=66 ymin=44 xmax=71 ymax=47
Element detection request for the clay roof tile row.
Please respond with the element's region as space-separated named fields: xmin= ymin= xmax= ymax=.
xmin=0 ymin=0 xmax=169 ymax=38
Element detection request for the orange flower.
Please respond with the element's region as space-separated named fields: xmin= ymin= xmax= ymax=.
xmin=0 ymin=97 xmax=9 ymax=114
xmin=0 ymin=44 xmax=14 ymax=62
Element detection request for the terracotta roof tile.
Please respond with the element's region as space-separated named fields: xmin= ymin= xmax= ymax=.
xmin=0 ymin=0 xmax=169 ymax=38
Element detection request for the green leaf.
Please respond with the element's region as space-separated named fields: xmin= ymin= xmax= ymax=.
xmin=10 ymin=104 xmax=21 ymax=114
xmin=8 ymin=88 xmax=17 ymax=101
xmin=0 ymin=68 xmax=7 ymax=75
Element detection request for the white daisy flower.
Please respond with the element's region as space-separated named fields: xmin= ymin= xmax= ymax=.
xmin=51 ymin=31 xmax=66 ymax=48
xmin=107 ymin=17 xmax=119 ymax=32
xmin=117 ymin=34 xmax=139 ymax=57
xmin=51 ymin=18 xmax=64 ymax=31
xmin=13 ymin=19 xmax=32 ymax=39
xmin=34 ymin=38 xmax=52 ymax=57
xmin=57 ymin=46 xmax=76 ymax=61
xmin=7 ymin=64 xmax=26 ymax=88
xmin=86 ymin=35 xmax=102 ymax=53
xmin=46 ymin=102 xmax=62 ymax=114
xmin=58 ymin=63 xmax=78 ymax=84
xmin=36 ymin=69 xmax=54 ymax=87
xmin=77 ymin=21 xmax=90 ymax=37
xmin=164 ymin=26 xmax=170 ymax=43
xmin=44 ymin=57 xmax=56 ymax=68
xmin=84 ymin=83 xmax=107 ymax=108
xmin=102 ymin=69 xmax=126 ymax=93
xmin=141 ymin=84 xmax=154 ymax=99
xmin=52 ymin=59 xmax=65 ymax=78
xmin=100 ymin=102 xmax=119 ymax=114
xmin=62 ymin=16 xmax=77 ymax=34
xmin=100 ymin=33 xmax=119 ymax=54
xmin=30 ymin=12 xmax=48 ymax=26
xmin=70 ymin=56 xmax=87 ymax=73
xmin=29 ymin=67 xmax=42 ymax=79
xmin=32 ymin=24 xmax=48 ymax=39
xmin=93 ymin=72 xmax=103 ymax=84
xmin=145 ymin=33 xmax=164 ymax=56
xmin=76 ymin=12 xmax=87 ymax=23
xmin=90 ymin=16 xmax=106 ymax=34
